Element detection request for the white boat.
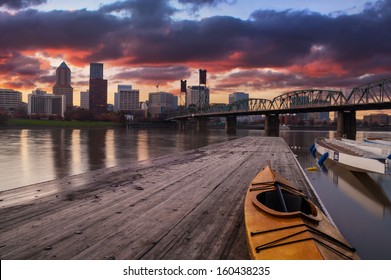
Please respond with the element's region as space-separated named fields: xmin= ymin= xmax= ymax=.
xmin=313 ymin=137 xmax=391 ymax=175
xmin=279 ymin=124 xmax=290 ymax=130
xmin=340 ymin=138 xmax=391 ymax=158
xmin=364 ymin=138 xmax=391 ymax=146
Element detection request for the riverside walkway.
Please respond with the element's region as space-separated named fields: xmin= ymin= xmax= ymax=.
xmin=0 ymin=136 xmax=323 ymax=260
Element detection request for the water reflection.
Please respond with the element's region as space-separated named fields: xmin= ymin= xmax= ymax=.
xmin=137 ymin=130 xmax=149 ymax=161
xmin=323 ymin=161 xmax=391 ymax=217
xmin=86 ymin=129 xmax=106 ymax=171
xmin=105 ymin=129 xmax=117 ymax=167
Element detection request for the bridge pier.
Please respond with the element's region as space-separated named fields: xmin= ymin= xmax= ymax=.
xmin=225 ymin=116 xmax=237 ymax=134
xmin=178 ymin=119 xmax=187 ymax=130
xmin=336 ymin=111 xmax=356 ymax=140
xmin=265 ymin=114 xmax=279 ymax=137
xmin=196 ymin=117 xmax=208 ymax=132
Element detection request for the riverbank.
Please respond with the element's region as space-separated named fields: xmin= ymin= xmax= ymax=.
xmin=5 ymin=118 xmax=121 ymax=128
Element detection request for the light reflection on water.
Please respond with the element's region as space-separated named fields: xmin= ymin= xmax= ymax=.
xmin=0 ymin=127 xmax=390 ymax=259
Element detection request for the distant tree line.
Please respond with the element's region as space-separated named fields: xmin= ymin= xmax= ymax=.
xmin=0 ymin=110 xmax=8 ymax=126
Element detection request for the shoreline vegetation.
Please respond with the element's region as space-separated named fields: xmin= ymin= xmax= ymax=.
xmin=5 ymin=118 xmax=121 ymax=128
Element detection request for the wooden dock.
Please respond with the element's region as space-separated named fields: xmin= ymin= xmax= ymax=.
xmin=0 ymin=136 xmax=323 ymax=260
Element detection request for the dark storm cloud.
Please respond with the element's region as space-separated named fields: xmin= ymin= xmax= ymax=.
xmin=0 ymin=51 xmax=48 ymax=89
xmin=1 ymin=0 xmax=390 ymax=90
xmin=178 ymin=0 xmax=235 ymax=8
xmin=112 ymin=66 xmax=191 ymax=84
xmin=214 ymin=69 xmax=300 ymax=91
xmin=99 ymin=0 xmax=176 ymax=27
xmin=179 ymin=0 xmax=229 ymax=4
xmin=119 ymin=0 xmax=391 ymax=73
xmin=0 ymin=0 xmax=47 ymax=10
xmin=126 ymin=15 xmax=250 ymax=64
xmin=0 ymin=8 xmax=124 ymax=52
xmin=215 ymin=68 xmax=391 ymax=95
xmin=0 ymin=51 xmax=47 ymax=76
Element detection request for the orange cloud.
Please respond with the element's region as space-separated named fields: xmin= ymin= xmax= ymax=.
xmin=289 ymin=59 xmax=348 ymax=78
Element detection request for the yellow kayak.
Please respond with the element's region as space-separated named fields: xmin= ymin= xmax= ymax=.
xmin=244 ymin=164 xmax=360 ymax=260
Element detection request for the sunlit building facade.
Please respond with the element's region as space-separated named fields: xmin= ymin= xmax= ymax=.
xmin=148 ymin=92 xmax=178 ymax=118
xmin=229 ymin=92 xmax=249 ymax=104
xmin=80 ymin=90 xmax=89 ymax=110
xmin=28 ymin=90 xmax=65 ymax=117
xmin=114 ymin=85 xmax=140 ymax=112
xmin=0 ymin=88 xmax=23 ymax=115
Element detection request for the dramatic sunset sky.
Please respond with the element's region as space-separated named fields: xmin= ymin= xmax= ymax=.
xmin=1 ymin=0 xmax=390 ymax=108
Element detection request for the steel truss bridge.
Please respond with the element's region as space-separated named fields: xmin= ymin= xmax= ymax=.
xmin=168 ymin=77 xmax=391 ymax=119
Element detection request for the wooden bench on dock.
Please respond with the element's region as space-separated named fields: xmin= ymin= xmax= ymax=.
xmin=0 ymin=136 xmax=321 ymax=260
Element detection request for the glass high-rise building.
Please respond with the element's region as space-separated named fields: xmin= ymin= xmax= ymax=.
xmin=89 ymin=62 xmax=107 ymax=114
xmin=229 ymin=92 xmax=249 ymax=104
xmin=90 ymin=63 xmax=104 ymax=79
xmin=148 ymin=91 xmax=177 ymax=118
xmin=53 ymin=61 xmax=73 ymax=110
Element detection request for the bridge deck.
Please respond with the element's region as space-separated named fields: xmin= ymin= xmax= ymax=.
xmin=0 ymin=137 xmax=321 ymax=260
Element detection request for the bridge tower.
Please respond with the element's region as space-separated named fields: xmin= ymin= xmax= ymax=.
xmin=265 ymin=114 xmax=280 ymax=137
xmin=180 ymin=79 xmax=187 ymax=107
xmin=198 ymin=69 xmax=208 ymax=109
xmin=225 ymin=115 xmax=237 ymax=134
xmin=336 ymin=111 xmax=356 ymax=140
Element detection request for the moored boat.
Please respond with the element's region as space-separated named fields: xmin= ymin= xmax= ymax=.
xmin=364 ymin=138 xmax=391 ymax=146
xmin=244 ymin=164 xmax=360 ymax=260
xmin=314 ymin=137 xmax=391 ymax=175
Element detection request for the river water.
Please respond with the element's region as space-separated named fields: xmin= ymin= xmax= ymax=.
xmin=0 ymin=127 xmax=390 ymax=259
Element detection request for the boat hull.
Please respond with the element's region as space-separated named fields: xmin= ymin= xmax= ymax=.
xmin=244 ymin=165 xmax=359 ymax=260
xmin=314 ymin=138 xmax=389 ymax=175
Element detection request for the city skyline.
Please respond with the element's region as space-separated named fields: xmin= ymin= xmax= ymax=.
xmin=0 ymin=0 xmax=390 ymax=114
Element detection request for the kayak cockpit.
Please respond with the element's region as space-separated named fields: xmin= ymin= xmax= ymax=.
xmin=250 ymin=185 xmax=322 ymax=223
xmin=257 ymin=190 xmax=313 ymax=215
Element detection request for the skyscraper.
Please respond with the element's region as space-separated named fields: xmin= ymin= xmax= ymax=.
xmin=80 ymin=90 xmax=89 ymax=110
xmin=28 ymin=90 xmax=65 ymax=118
xmin=90 ymin=63 xmax=104 ymax=79
xmin=89 ymin=62 xmax=107 ymax=114
xmin=148 ymin=91 xmax=177 ymax=118
xmin=53 ymin=61 xmax=73 ymax=110
xmin=229 ymin=92 xmax=249 ymax=104
xmin=114 ymin=85 xmax=140 ymax=112
xmin=0 ymin=88 xmax=23 ymax=115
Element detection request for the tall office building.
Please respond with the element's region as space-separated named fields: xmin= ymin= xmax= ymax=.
xmin=229 ymin=92 xmax=250 ymax=123
xmin=229 ymin=92 xmax=249 ymax=104
xmin=90 ymin=63 xmax=104 ymax=79
xmin=0 ymin=88 xmax=23 ymax=115
xmin=186 ymin=86 xmax=209 ymax=108
xmin=80 ymin=90 xmax=89 ymax=109
xmin=28 ymin=90 xmax=65 ymax=117
xmin=89 ymin=62 xmax=107 ymax=114
xmin=114 ymin=85 xmax=140 ymax=112
xmin=53 ymin=61 xmax=73 ymax=110
xmin=148 ymin=92 xmax=177 ymax=118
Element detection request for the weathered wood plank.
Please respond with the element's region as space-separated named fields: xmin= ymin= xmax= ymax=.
xmin=0 ymin=136 xmax=320 ymax=260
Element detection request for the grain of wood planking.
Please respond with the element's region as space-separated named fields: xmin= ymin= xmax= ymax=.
xmin=0 ymin=136 xmax=321 ymax=260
